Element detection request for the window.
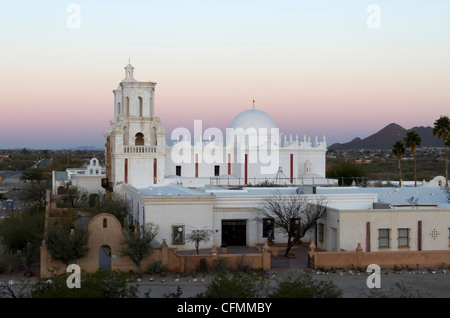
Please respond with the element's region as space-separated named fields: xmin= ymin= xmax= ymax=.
xmin=262 ymin=218 xmax=274 ymax=238
xmin=103 ymin=218 xmax=107 ymax=228
xmin=378 ymin=229 xmax=390 ymax=248
xmin=172 ymin=225 xmax=185 ymax=245
xmin=214 ymin=165 xmax=220 ymax=176
xmin=318 ymin=223 xmax=324 ymax=243
xmin=398 ymin=228 xmax=409 ymax=247
xmin=176 ymin=166 xmax=181 ymax=177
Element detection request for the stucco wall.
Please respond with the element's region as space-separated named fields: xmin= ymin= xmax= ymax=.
xmin=338 ymin=208 xmax=450 ymax=252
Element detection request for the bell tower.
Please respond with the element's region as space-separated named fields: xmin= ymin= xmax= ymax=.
xmin=104 ymin=63 xmax=166 ymax=191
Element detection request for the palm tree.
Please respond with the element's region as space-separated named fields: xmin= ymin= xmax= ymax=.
xmin=433 ymin=115 xmax=450 ymax=187
xmin=404 ymin=131 xmax=422 ymax=187
xmin=392 ymin=140 xmax=406 ymax=187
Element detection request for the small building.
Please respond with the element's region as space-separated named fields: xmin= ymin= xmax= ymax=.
xmin=315 ymin=186 xmax=450 ymax=252
xmin=52 ymin=158 xmax=106 ymax=195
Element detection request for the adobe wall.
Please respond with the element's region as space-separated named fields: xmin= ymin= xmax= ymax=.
xmin=308 ymin=241 xmax=450 ymax=270
xmin=40 ymin=212 xmax=270 ymax=277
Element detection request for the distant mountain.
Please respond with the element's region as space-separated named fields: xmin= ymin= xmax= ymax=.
xmin=329 ymin=123 xmax=444 ymax=150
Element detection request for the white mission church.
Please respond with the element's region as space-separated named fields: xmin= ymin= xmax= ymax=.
xmin=100 ymin=63 xmax=334 ymax=249
xmin=54 ymin=64 xmax=450 ymax=254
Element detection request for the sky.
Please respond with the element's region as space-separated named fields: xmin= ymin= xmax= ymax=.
xmin=0 ymin=0 xmax=449 ymax=149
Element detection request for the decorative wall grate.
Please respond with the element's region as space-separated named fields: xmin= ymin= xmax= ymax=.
xmin=429 ymin=229 xmax=440 ymax=240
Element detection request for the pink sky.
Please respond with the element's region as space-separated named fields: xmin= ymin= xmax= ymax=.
xmin=0 ymin=2 xmax=449 ymax=149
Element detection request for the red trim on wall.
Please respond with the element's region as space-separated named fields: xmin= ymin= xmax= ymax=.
xmin=418 ymin=221 xmax=422 ymax=251
xmin=195 ymin=154 xmax=199 ymax=178
xmin=290 ymin=154 xmax=293 ymax=183
xmin=124 ymin=158 xmax=128 ymax=184
xmin=153 ymin=158 xmax=157 ymax=184
xmin=245 ymin=154 xmax=248 ymax=185
xmin=228 ymin=154 xmax=231 ymax=175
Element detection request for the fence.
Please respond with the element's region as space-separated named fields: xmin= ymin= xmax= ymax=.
xmin=210 ymin=177 xmax=338 ymax=187
xmin=308 ymin=241 xmax=450 ymax=270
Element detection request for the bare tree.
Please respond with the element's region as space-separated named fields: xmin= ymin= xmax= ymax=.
xmin=258 ymin=192 xmax=327 ymax=257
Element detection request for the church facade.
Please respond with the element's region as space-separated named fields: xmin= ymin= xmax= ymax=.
xmin=101 ymin=64 xmax=334 ymax=250
xmin=104 ymin=64 xmax=331 ymax=192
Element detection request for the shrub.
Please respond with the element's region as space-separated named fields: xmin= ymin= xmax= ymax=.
xmin=269 ymin=270 xmax=343 ymax=298
xmin=46 ymin=227 xmax=90 ymax=265
xmin=213 ymin=257 xmax=229 ymax=273
xmin=147 ymin=261 xmax=166 ymax=275
xmin=201 ymin=272 xmax=268 ymax=298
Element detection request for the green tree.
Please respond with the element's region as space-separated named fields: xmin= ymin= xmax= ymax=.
xmin=392 ymin=140 xmax=406 ymax=187
xmin=433 ymin=115 xmax=450 ymax=187
xmin=404 ymin=130 xmax=422 ymax=187
xmin=0 ymin=211 xmax=45 ymax=252
xmin=119 ymin=224 xmax=159 ymax=276
xmin=19 ymin=168 xmax=48 ymax=184
xmin=46 ymin=227 xmax=90 ymax=266
xmin=268 ymin=270 xmax=342 ymax=298
xmin=95 ymin=192 xmax=130 ymax=226
xmin=19 ymin=169 xmax=50 ymax=209
xmin=258 ymin=193 xmax=327 ymax=257
xmin=186 ymin=227 xmax=213 ymax=254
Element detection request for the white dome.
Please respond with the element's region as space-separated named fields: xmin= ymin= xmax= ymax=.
xmin=230 ymin=109 xmax=277 ymax=131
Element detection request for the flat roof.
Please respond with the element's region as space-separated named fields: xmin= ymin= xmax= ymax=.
xmin=316 ymin=186 xmax=449 ymax=208
xmin=134 ymin=183 xmax=209 ymax=196
xmin=132 ymin=183 xmax=450 ymax=208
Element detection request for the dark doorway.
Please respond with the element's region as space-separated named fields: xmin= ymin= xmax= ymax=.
xmin=222 ymin=220 xmax=246 ymax=246
xmin=99 ymin=245 xmax=112 ymax=270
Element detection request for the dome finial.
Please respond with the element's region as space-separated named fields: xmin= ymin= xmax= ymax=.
xmin=252 ymin=99 xmax=255 ymax=109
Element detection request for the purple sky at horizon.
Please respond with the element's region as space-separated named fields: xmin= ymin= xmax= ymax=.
xmin=1 ymin=1 xmax=449 ymax=149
